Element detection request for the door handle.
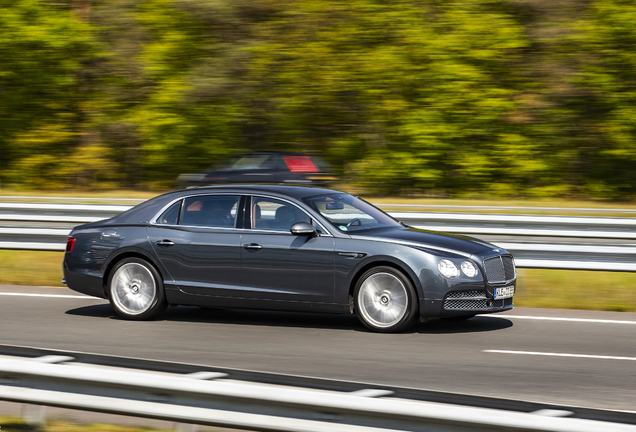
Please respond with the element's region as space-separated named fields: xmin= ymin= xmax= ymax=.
xmin=156 ymin=240 xmax=175 ymax=247
xmin=244 ymin=243 xmax=263 ymax=250
xmin=339 ymin=252 xmax=366 ymax=258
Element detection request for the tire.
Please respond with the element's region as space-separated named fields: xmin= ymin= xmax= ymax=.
xmin=354 ymin=266 xmax=419 ymax=333
xmin=107 ymin=257 xmax=167 ymax=320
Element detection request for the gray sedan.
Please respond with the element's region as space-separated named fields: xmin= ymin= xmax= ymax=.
xmin=63 ymin=185 xmax=515 ymax=332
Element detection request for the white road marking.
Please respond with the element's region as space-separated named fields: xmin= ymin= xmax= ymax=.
xmin=0 ymin=292 xmax=102 ymax=300
xmin=484 ymin=350 xmax=636 ymax=361
xmin=503 ymin=315 xmax=636 ymax=325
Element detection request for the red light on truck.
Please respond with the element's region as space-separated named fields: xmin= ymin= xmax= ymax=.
xmin=283 ymin=156 xmax=318 ymax=173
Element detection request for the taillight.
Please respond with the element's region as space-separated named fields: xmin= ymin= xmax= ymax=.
xmin=283 ymin=156 xmax=319 ymax=173
xmin=65 ymin=237 xmax=75 ymax=253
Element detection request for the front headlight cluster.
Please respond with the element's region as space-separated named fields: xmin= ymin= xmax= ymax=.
xmin=438 ymin=259 xmax=479 ymax=278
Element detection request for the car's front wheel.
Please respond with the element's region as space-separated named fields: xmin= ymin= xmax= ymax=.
xmin=354 ymin=266 xmax=419 ymax=333
xmin=107 ymin=257 xmax=167 ymax=320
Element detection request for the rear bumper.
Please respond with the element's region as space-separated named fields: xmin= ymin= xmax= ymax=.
xmin=63 ymin=261 xmax=107 ymax=299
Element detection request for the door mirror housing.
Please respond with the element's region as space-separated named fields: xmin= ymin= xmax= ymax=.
xmin=290 ymin=222 xmax=316 ymax=236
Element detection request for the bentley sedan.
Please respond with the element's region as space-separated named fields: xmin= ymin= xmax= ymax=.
xmin=63 ymin=185 xmax=516 ymax=332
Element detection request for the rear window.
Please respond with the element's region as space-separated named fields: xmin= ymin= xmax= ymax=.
xmin=156 ymin=201 xmax=182 ymax=225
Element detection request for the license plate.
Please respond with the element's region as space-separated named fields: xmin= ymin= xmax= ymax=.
xmin=494 ymin=286 xmax=514 ymax=299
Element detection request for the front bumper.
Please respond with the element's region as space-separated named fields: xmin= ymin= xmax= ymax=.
xmin=443 ymin=289 xmax=513 ymax=313
xmin=420 ymin=288 xmax=514 ymax=319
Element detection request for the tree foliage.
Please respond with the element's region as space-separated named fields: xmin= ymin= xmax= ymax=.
xmin=1 ymin=0 xmax=636 ymax=198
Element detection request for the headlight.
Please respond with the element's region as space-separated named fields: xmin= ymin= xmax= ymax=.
xmin=461 ymin=261 xmax=478 ymax=278
xmin=438 ymin=259 xmax=459 ymax=278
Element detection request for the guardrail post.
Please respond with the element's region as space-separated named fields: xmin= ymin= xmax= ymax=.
xmin=176 ymin=422 xmax=199 ymax=432
xmin=21 ymin=403 xmax=47 ymax=426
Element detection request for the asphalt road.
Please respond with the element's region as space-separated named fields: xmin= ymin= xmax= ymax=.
xmin=1 ymin=285 xmax=635 ymax=413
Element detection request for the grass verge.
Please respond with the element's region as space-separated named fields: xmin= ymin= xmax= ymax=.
xmin=515 ymin=268 xmax=636 ymax=312
xmin=0 ymin=417 xmax=217 ymax=432
xmin=1 ymin=251 xmax=635 ymax=312
xmin=0 ymin=250 xmax=65 ymax=287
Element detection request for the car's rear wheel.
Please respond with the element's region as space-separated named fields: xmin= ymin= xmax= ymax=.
xmin=108 ymin=257 xmax=167 ymax=320
xmin=354 ymin=266 xmax=419 ymax=333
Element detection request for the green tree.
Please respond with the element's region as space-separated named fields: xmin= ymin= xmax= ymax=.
xmin=0 ymin=0 xmax=99 ymax=188
xmin=566 ymin=0 xmax=636 ymax=198
xmin=239 ymin=0 xmax=532 ymax=195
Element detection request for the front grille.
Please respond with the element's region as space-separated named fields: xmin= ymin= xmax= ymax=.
xmin=444 ymin=297 xmax=513 ymax=310
xmin=484 ymin=255 xmax=516 ymax=284
xmin=446 ymin=290 xmax=486 ymax=300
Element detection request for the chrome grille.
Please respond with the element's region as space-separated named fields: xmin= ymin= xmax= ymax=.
xmin=445 ymin=290 xmax=486 ymax=299
xmin=444 ymin=298 xmax=513 ymax=310
xmin=484 ymin=255 xmax=515 ymax=284
xmin=502 ymin=256 xmax=515 ymax=279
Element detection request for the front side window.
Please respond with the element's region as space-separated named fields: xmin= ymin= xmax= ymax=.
xmin=303 ymin=193 xmax=401 ymax=233
xmin=251 ymin=197 xmax=313 ymax=232
xmin=180 ymin=195 xmax=240 ymax=228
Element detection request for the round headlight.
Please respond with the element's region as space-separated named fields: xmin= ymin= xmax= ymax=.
xmin=461 ymin=261 xmax=478 ymax=278
xmin=438 ymin=259 xmax=459 ymax=278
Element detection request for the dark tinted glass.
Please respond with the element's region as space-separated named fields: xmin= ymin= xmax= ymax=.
xmin=181 ymin=195 xmax=240 ymax=227
xmin=156 ymin=201 xmax=182 ymax=225
xmin=251 ymin=197 xmax=312 ymax=231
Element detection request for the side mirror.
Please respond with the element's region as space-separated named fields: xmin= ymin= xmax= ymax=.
xmin=290 ymin=222 xmax=316 ymax=236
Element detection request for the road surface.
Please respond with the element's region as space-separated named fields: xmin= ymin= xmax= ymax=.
xmin=0 ymin=285 xmax=634 ymax=412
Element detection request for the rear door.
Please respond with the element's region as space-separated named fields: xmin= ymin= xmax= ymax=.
xmin=147 ymin=194 xmax=244 ymax=297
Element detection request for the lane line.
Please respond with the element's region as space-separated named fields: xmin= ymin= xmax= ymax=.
xmin=503 ymin=315 xmax=636 ymax=325
xmin=0 ymin=292 xmax=103 ymax=300
xmin=485 ymin=350 xmax=636 ymax=362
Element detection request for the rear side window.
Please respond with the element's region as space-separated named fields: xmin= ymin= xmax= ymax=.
xmin=181 ymin=195 xmax=240 ymax=228
xmin=156 ymin=200 xmax=182 ymax=225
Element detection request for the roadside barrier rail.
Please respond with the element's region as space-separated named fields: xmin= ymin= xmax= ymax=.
xmin=0 ymin=348 xmax=635 ymax=432
xmin=2 ymin=201 xmax=636 ymax=271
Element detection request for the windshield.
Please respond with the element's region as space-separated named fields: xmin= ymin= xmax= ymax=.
xmin=303 ymin=193 xmax=402 ymax=233
xmin=218 ymin=154 xmax=277 ymax=171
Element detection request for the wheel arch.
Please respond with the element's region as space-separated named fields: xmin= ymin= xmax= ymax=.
xmin=102 ymin=249 xmax=166 ymax=296
xmin=347 ymin=258 xmax=422 ymax=311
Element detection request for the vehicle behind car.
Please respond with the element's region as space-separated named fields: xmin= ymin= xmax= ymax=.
xmin=177 ymin=151 xmax=336 ymax=188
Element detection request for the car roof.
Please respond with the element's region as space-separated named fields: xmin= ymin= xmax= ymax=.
xmin=182 ymin=184 xmax=341 ymax=200
xmin=102 ymin=184 xmax=346 ymax=226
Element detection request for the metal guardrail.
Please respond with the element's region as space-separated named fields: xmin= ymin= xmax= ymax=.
xmin=0 ymin=345 xmax=635 ymax=432
xmin=2 ymin=202 xmax=636 ymax=271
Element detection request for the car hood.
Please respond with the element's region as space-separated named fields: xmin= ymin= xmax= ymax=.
xmin=351 ymin=226 xmax=502 ymax=257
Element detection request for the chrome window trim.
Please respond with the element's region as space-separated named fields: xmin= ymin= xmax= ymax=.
xmin=149 ymin=193 xmax=243 ymax=228
xmin=151 ymin=224 xmax=246 ymax=232
xmin=149 ymin=192 xmax=333 ymax=236
xmin=249 ymin=194 xmax=333 ymax=237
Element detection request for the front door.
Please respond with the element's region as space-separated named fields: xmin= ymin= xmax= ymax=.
xmin=241 ymin=196 xmax=335 ymax=303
